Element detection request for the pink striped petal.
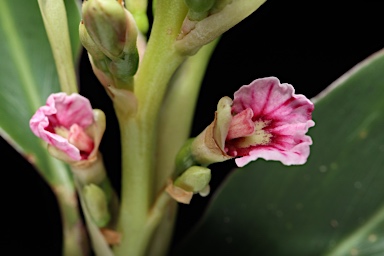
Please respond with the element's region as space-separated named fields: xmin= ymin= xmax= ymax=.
xmin=228 ymin=77 xmax=314 ymax=166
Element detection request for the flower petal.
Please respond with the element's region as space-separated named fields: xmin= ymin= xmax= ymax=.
xmin=235 ymin=134 xmax=313 ymax=167
xmin=29 ymin=93 xmax=95 ymax=161
xmin=226 ymin=108 xmax=254 ymax=140
xmin=232 ymin=77 xmax=314 ymax=124
xmin=46 ymin=92 xmax=94 ymax=128
xmin=29 ymin=106 xmax=82 ymax=160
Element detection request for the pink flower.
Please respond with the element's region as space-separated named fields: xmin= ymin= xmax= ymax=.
xmin=226 ymin=77 xmax=315 ymax=166
xmin=190 ymin=77 xmax=314 ymax=167
xmin=30 ymin=93 xmax=99 ymax=161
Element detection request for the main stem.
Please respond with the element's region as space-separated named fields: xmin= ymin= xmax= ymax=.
xmin=114 ymin=1 xmax=187 ymax=255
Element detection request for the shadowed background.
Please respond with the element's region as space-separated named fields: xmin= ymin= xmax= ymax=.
xmin=3 ymin=1 xmax=384 ymax=255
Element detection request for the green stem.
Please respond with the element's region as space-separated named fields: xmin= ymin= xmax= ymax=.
xmin=146 ymin=39 xmax=219 ymax=256
xmin=146 ymin=199 xmax=177 ymax=256
xmin=114 ymin=1 xmax=188 ymax=255
xmin=138 ymin=191 xmax=174 ymax=256
xmin=114 ymin=118 xmax=152 ymax=256
xmin=53 ymin=183 xmax=88 ymax=256
xmin=155 ymin=39 xmax=220 ymax=193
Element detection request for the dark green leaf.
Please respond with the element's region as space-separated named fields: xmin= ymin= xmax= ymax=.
xmin=175 ymin=50 xmax=384 ymax=256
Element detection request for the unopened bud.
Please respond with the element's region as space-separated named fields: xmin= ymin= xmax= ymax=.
xmin=83 ymin=184 xmax=111 ymax=227
xmin=79 ymin=21 xmax=106 ymax=61
xmin=184 ymin=0 xmax=215 ymax=20
xmin=82 ymin=0 xmax=127 ymax=59
xmin=185 ymin=0 xmax=215 ymax=13
xmin=198 ymin=185 xmax=210 ymax=197
xmin=125 ymin=0 xmax=149 ymax=34
xmin=174 ymin=166 xmax=211 ymax=193
xmin=175 ymin=138 xmax=196 ymax=175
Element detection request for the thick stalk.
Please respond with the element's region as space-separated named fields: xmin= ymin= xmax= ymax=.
xmin=114 ymin=1 xmax=188 ymax=255
xmin=155 ymin=39 xmax=220 ymax=192
xmin=148 ymin=39 xmax=219 ymax=256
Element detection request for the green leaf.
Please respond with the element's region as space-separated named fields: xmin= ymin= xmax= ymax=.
xmin=0 ymin=0 xmax=80 ymax=182
xmin=175 ymin=50 xmax=384 ymax=255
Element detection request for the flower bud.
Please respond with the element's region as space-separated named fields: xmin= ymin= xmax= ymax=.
xmin=81 ymin=1 xmax=140 ymax=90
xmin=174 ymin=166 xmax=211 ymax=193
xmin=82 ymin=0 xmax=127 ymax=59
xmin=198 ymin=185 xmax=210 ymax=197
xmin=79 ymin=21 xmax=107 ymax=62
xmin=125 ymin=0 xmax=149 ymax=34
xmin=185 ymin=0 xmax=215 ymax=13
xmin=166 ymin=166 xmax=211 ymax=204
xmin=175 ymin=138 xmax=196 ymax=175
xmin=184 ymin=0 xmax=215 ymax=20
xmin=83 ymin=184 xmax=111 ymax=227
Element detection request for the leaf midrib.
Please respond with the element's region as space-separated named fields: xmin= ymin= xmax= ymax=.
xmin=325 ymin=204 xmax=384 ymax=256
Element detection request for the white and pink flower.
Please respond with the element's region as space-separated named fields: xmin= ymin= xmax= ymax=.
xmin=191 ymin=77 xmax=314 ymax=167
xmin=227 ymin=77 xmax=314 ymax=166
xmin=30 ymin=93 xmax=105 ymax=162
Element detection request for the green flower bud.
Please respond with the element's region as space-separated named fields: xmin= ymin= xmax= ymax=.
xmin=184 ymin=0 xmax=215 ymax=13
xmin=175 ymin=138 xmax=197 ymax=176
xmin=199 ymin=185 xmax=210 ymax=197
xmin=109 ymin=50 xmax=139 ymax=79
xmin=82 ymin=0 xmax=127 ymax=59
xmin=174 ymin=166 xmax=211 ymax=193
xmin=125 ymin=0 xmax=149 ymax=34
xmin=184 ymin=0 xmax=215 ymax=21
xmin=83 ymin=184 xmax=111 ymax=227
xmin=79 ymin=21 xmax=106 ymax=61
xmin=132 ymin=12 xmax=149 ymax=34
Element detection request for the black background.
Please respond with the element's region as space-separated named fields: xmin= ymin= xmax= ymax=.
xmin=3 ymin=1 xmax=384 ymax=255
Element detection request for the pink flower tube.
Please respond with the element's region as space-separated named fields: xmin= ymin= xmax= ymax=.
xmin=191 ymin=77 xmax=314 ymax=167
xmin=30 ymin=93 xmax=103 ymax=161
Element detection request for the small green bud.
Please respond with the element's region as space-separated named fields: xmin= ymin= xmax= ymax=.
xmin=132 ymin=12 xmax=149 ymax=34
xmin=184 ymin=0 xmax=216 ymax=21
xmin=174 ymin=166 xmax=211 ymax=193
xmin=125 ymin=0 xmax=149 ymax=34
xmin=82 ymin=0 xmax=127 ymax=59
xmin=175 ymin=138 xmax=197 ymax=176
xmin=199 ymin=185 xmax=210 ymax=197
xmin=83 ymin=184 xmax=110 ymax=227
xmin=184 ymin=0 xmax=215 ymax=13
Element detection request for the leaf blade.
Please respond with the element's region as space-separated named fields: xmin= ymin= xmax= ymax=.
xmin=175 ymin=49 xmax=384 ymax=255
